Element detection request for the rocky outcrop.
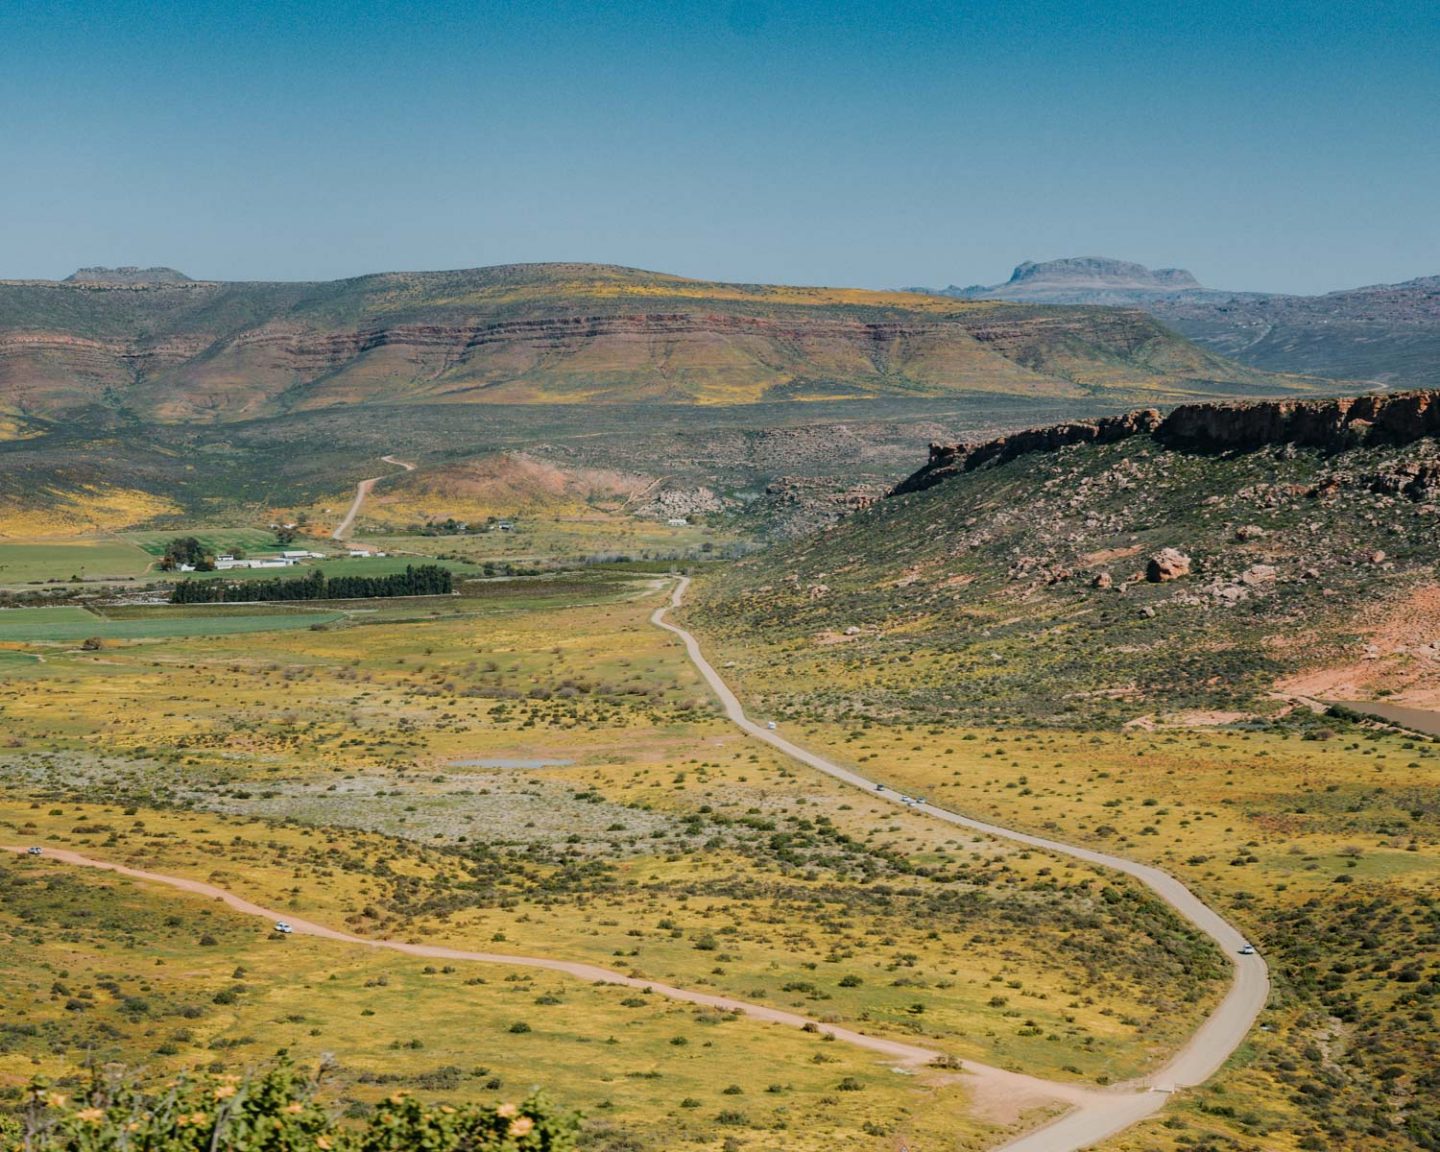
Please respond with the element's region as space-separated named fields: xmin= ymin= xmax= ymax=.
xmin=892 ymin=390 xmax=1440 ymax=498
xmin=1156 ymin=391 xmax=1440 ymax=451
xmin=892 ymin=409 xmax=1163 ymax=495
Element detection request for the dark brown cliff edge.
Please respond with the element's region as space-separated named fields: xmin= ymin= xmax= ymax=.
xmin=892 ymin=390 xmax=1440 ymax=496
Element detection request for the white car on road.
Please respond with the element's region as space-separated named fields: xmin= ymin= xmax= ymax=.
xmin=274 ymin=922 xmax=294 ymax=935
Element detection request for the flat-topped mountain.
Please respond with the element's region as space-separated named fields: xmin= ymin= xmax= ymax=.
xmin=63 ymin=266 xmax=193 ymax=285
xmin=944 ymin=257 xmax=1202 ymax=302
xmin=0 ymin=261 xmax=1321 ymax=423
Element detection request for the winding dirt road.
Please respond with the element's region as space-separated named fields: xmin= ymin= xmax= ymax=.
xmin=652 ymin=577 xmax=1270 ymax=1151
xmin=0 ymin=844 xmax=1097 ymax=1122
xmin=1 ymin=577 xmax=1268 ymax=1151
xmin=331 ymin=455 xmax=416 ymax=541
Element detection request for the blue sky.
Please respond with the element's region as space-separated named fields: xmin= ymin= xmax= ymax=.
xmin=1 ymin=0 xmax=1436 ymax=292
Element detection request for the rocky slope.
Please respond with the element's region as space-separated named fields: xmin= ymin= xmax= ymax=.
xmin=692 ymin=390 xmax=1440 ymax=725
xmin=925 ymin=259 xmax=1440 ymax=388
xmin=0 ymin=262 xmax=1319 ymax=423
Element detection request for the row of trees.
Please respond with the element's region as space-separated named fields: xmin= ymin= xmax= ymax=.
xmin=171 ymin=565 xmax=453 ymax=603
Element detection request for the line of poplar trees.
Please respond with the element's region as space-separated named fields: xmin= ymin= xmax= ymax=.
xmin=171 ymin=564 xmax=453 ymax=603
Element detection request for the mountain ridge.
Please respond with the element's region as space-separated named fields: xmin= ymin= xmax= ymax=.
xmin=0 ymin=262 xmax=1324 ymax=423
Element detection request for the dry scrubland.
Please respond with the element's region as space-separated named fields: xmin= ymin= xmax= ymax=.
xmin=0 ymin=575 xmax=1228 ymax=1149
xmin=686 ymin=420 xmax=1440 ymax=1151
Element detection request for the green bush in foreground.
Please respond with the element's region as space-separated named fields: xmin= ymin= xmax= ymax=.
xmin=1 ymin=1058 xmax=576 ymax=1151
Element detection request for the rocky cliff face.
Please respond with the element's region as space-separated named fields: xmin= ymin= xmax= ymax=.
xmin=894 ymin=390 xmax=1440 ymax=496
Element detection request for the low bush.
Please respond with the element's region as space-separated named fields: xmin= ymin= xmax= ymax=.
xmin=0 ymin=1056 xmax=577 ymax=1151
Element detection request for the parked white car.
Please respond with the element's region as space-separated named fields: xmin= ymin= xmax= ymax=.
xmin=274 ymin=922 xmax=294 ymax=934
xmin=26 ymin=846 xmax=43 ymax=856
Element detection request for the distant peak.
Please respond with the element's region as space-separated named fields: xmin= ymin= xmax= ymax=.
xmin=64 ymin=266 xmax=192 ymax=285
xmin=1007 ymin=257 xmax=1201 ymax=291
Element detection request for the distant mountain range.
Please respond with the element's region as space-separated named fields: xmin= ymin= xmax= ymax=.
xmin=0 ymin=262 xmax=1320 ymax=425
xmin=918 ymin=257 xmax=1440 ymax=387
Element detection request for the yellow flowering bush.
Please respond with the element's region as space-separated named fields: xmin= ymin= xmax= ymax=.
xmin=1 ymin=1058 xmax=576 ymax=1151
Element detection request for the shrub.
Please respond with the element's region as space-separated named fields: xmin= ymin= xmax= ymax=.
xmin=1 ymin=1056 xmax=577 ymax=1150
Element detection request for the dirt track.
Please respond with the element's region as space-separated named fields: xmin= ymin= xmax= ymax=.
xmin=331 ymin=455 xmax=416 ymax=540
xmin=0 ymin=844 xmax=1102 ymax=1125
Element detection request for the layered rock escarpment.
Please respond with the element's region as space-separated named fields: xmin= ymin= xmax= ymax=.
xmin=0 ymin=263 xmax=1304 ymax=421
xmin=892 ymin=409 xmax=1164 ymax=494
xmin=893 ymin=390 xmax=1440 ymax=496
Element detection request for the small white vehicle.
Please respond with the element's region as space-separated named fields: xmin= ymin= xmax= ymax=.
xmin=1238 ymin=943 xmax=1256 ymax=955
xmin=274 ymin=922 xmax=294 ymax=935
xmin=766 ymin=721 xmax=777 ymax=730
xmin=27 ymin=846 xmax=43 ymax=856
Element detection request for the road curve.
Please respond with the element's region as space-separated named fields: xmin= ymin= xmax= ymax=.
xmin=331 ymin=455 xmax=416 ymax=541
xmin=653 ymin=576 xmax=1270 ymax=1152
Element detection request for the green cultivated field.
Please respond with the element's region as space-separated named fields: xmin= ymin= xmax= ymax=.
xmin=0 ymin=538 xmax=154 ymax=582
xmin=0 ymin=604 xmax=343 ymax=642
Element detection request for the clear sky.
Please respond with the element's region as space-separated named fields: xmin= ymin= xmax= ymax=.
xmin=2 ymin=0 xmax=1436 ymax=292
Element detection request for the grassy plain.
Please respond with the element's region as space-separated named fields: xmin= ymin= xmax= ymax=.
xmin=0 ymin=570 xmax=1234 ymax=1148
xmin=0 ymin=604 xmax=345 ymax=643
xmin=0 ymin=823 xmax=986 ymax=1152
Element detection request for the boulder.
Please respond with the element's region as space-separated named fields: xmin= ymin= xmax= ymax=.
xmin=1146 ymin=549 xmax=1192 ymax=583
